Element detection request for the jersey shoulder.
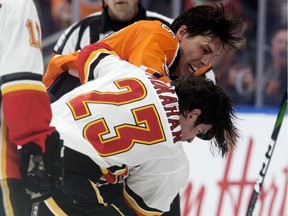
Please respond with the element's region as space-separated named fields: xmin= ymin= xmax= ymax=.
xmin=135 ymin=20 xmax=176 ymax=38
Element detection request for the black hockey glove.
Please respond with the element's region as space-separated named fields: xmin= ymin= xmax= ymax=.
xmin=19 ymin=131 xmax=64 ymax=202
xmin=48 ymin=72 xmax=81 ymax=103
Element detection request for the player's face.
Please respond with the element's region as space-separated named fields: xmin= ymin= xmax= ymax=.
xmin=179 ymin=109 xmax=212 ymax=143
xmin=174 ymin=25 xmax=223 ymax=77
xmin=105 ymin=0 xmax=139 ymax=21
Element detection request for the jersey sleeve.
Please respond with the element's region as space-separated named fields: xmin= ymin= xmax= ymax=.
xmin=123 ymin=153 xmax=190 ymax=214
xmin=0 ymin=1 xmax=55 ymax=151
xmin=127 ymin=31 xmax=179 ymax=83
xmin=77 ymin=42 xmax=119 ymax=84
xmin=43 ymin=51 xmax=80 ymax=87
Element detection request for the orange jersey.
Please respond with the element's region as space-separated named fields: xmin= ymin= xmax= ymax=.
xmin=44 ymin=20 xmax=179 ymax=86
xmin=99 ymin=20 xmax=179 ymax=82
xmin=43 ymin=20 xmax=212 ymax=87
xmin=99 ymin=20 xmax=212 ymax=79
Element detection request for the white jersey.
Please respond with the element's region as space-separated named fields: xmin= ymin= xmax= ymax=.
xmin=0 ymin=0 xmax=55 ymax=179
xmin=0 ymin=1 xmax=56 ymax=215
xmin=51 ymin=55 xmax=190 ymax=213
xmin=0 ymin=0 xmax=43 ymax=76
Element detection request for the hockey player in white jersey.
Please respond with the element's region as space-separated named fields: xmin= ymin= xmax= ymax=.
xmin=0 ymin=0 xmax=64 ymax=215
xmin=37 ymin=46 xmax=239 ymax=215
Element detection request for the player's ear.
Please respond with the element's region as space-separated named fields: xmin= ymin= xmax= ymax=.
xmin=187 ymin=108 xmax=201 ymax=119
xmin=176 ymin=25 xmax=188 ymax=42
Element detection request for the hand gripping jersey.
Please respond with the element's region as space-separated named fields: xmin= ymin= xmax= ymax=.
xmin=50 ymin=54 xmax=190 ymax=214
xmin=0 ymin=0 xmax=55 ymax=179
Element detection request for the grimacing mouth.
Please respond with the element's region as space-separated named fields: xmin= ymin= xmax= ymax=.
xmin=188 ymin=63 xmax=198 ymax=74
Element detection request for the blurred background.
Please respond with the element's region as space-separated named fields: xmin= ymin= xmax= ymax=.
xmin=35 ymin=0 xmax=287 ymax=109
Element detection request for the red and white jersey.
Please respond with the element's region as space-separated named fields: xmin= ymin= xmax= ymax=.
xmin=0 ymin=0 xmax=55 ymax=179
xmin=51 ymin=55 xmax=190 ymax=214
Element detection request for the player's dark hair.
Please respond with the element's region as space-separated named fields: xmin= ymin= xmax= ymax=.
xmin=170 ymin=3 xmax=246 ymax=51
xmin=171 ymin=75 xmax=240 ymax=157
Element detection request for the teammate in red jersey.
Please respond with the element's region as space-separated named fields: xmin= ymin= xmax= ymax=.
xmin=0 ymin=0 xmax=64 ymax=215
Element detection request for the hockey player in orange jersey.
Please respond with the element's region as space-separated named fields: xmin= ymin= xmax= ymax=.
xmin=43 ymin=3 xmax=245 ymax=89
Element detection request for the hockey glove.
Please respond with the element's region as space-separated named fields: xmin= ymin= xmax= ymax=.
xmin=19 ymin=131 xmax=64 ymax=202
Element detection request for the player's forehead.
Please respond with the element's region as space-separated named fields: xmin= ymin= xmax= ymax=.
xmin=199 ymin=35 xmax=223 ymax=56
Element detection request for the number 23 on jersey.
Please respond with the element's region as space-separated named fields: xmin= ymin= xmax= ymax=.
xmin=67 ymin=77 xmax=166 ymax=156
